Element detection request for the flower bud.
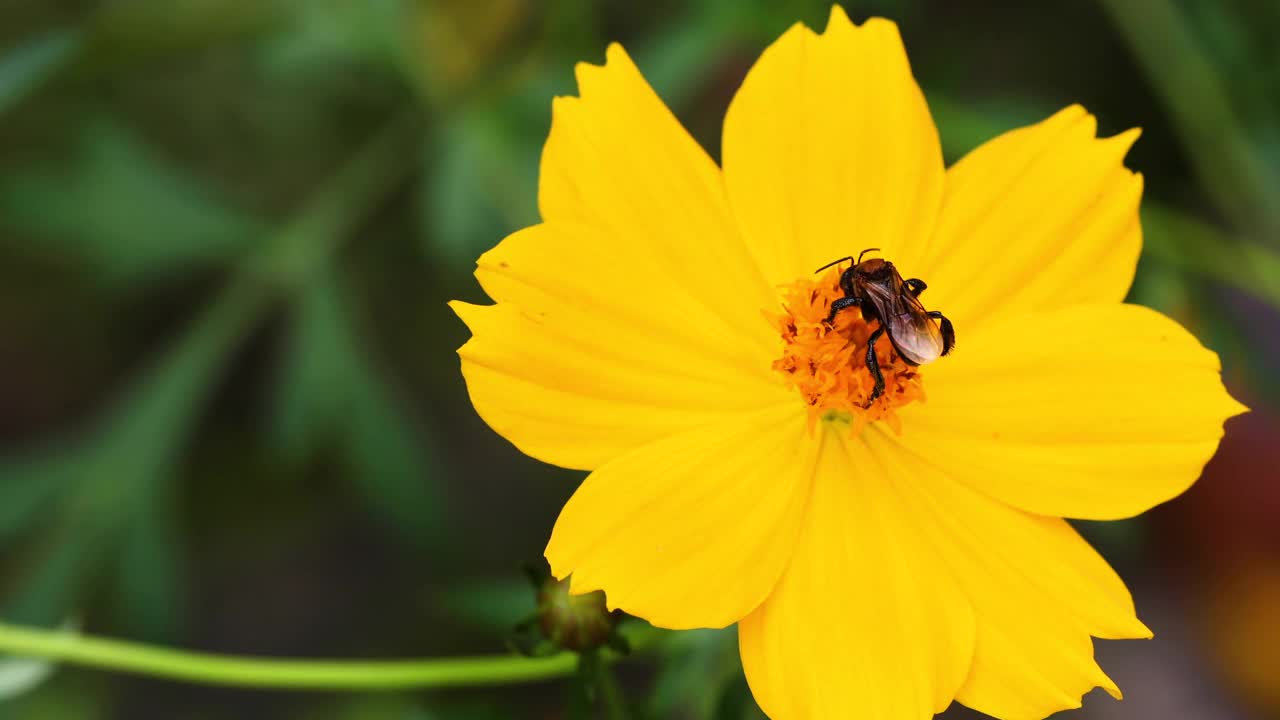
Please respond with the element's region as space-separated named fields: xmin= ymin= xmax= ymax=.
xmin=535 ymin=576 xmax=622 ymax=653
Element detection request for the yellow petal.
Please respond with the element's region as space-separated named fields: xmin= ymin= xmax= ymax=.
xmin=738 ymin=427 xmax=975 ymax=719
xmin=722 ymin=9 xmax=945 ymax=286
xmin=451 ymin=267 xmax=784 ymax=470
xmin=539 ymin=42 xmax=775 ymax=344
xmin=545 ymin=404 xmax=814 ymax=630
xmin=867 ymin=428 xmax=1149 ymax=720
xmin=472 ymin=221 xmax=777 ymax=390
xmin=923 ymin=105 xmax=1144 ymax=333
xmin=898 ymin=303 xmax=1248 ymax=520
xmin=454 ymin=42 xmax=797 ymax=469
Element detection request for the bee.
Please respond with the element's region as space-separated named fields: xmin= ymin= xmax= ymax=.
xmin=818 ymin=248 xmax=955 ymax=405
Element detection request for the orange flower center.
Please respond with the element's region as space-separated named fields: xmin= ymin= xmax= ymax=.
xmin=768 ymin=268 xmax=926 ymax=434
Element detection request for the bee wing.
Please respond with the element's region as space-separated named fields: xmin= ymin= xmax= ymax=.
xmin=887 ymin=307 xmax=944 ymax=365
xmin=863 ymin=282 xmax=944 ymax=365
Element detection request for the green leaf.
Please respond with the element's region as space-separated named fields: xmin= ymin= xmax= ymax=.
xmin=1098 ymin=0 xmax=1280 ymax=240
xmin=0 ymin=656 xmax=56 ymax=702
xmin=630 ymin=10 xmax=732 ymax=111
xmin=78 ymin=0 xmax=283 ymax=67
xmin=0 ymin=621 xmax=79 ymax=702
xmin=3 ymin=284 xmax=266 ymax=626
xmin=259 ymin=0 xmax=411 ymax=81
xmin=273 ymin=274 xmax=446 ymax=546
xmin=1143 ymin=205 xmax=1280 ymax=309
xmin=1129 ymin=255 xmax=1195 ymax=317
xmin=272 ymin=277 xmax=353 ymax=457
xmin=420 ymin=108 xmax=538 ymax=272
xmin=432 ymin=578 xmax=533 ymax=633
xmin=0 ymin=30 xmax=79 ymax=115
xmin=0 ymin=672 xmax=108 ymax=719
xmin=714 ymin=671 xmax=768 ymax=720
xmin=647 ymin=628 xmax=740 ymax=720
xmin=110 ymin=480 xmax=186 ymax=643
xmin=0 ymin=113 xmax=417 ymax=629
xmin=344 ymin=364 xmax=448 ymax=546
xmin=0 ymin=455 xmax=76 ymax=544
xmin=0 ymin=119 xmax=262 ymax=285
xmin=3 ymin=534 xmax=95 ymax=628
xmin=927 ymin=94 xmax=1050 ymax=162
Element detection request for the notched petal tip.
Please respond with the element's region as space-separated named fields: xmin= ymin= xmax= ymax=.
xmin=548 ymin=95 xmax=577 ymax=114
xmin=1098 ymin=610 xmax=1154 ymax=642
xmin=571 ymin=42 xmax=637 ymax=98
xmin=1223 ymin=391 xmax=1251 ymax=419
xmin=1101 ymin=126 xmax=1142 ymax=167
xmin=1048 ymin=105 xmax=1141 ymax=162
xmin=857 ymin=16 xmax=903 ymax=41
xmin=750 ymin=20 xmax=817 ymax=61
xmin=825 ymin=6 xmax=900 ymax=36
xmin=722 ymin=2 xmax=942 ymax=283
xmin=565 ymin=571 xmax=601 ymax=598
xmin=546 ymin=553 xmax=608 ymax=602
xmin=542 ymin=97 xmax=582 ymax=163
xmin=826 ymin=3 xmax=854 ymax=30
xmin=1156 ymin=314 xmax=1252 ymax=424
xmin=1115 ymin=125 xmax=1143 ymax=146
xmin=1098 ymin=667 xmax=1124 ymax=701
xmin=544 ymin=552 xmax=569 ymax=582
xmin=1075 ymin=106 xmax=1099 ymax=136
xmin=604 ymin=41 xmax=628 ymax=63
xmin=823 ymin=10 xmax=915 ymax=72
xmin=774 ymin=21 xmax=818 ymax=50
xmin=571 ymin=60 xmax=601 ymax=91
xmin=1059 ymin=108 xmax=1142 ymax=165
xmin=447 ymin=300 xmax=485 ymax=341
xmin=1060 ymin=102 xmax=1088 ymax=117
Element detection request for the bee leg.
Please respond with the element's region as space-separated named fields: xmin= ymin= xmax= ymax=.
xmin=927 ymin=311 xmax=956 ymax=355
xmin=903 ymin=278 xmax=927 ymax=297
xmin=824 ymin=295 xmax=861 ymax=325
xmin=865 ymin=325 xmax=887 ymax=405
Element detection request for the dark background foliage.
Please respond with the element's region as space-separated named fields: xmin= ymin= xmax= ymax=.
xmin=0 ymin=0 xmax=1277 ymax=718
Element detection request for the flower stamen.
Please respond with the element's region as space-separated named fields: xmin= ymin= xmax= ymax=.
xmin=769 ymin=269 xmax=926 ymax=434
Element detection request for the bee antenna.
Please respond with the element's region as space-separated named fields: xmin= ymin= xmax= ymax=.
xmin=814 ymin=256 xmax=856 ymax=273
xmin=857 ymin=247 xmax=882 ymax=263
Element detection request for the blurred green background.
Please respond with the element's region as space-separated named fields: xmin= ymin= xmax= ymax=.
xmin=0 ymin=0 xmax=1278 ymax=718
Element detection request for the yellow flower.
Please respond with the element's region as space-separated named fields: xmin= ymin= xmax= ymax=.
xmin=450 ymin=7 xmax=1246 ymax=719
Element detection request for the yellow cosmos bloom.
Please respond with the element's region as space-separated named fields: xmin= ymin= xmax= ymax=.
xmin=451 ymin=7 xmax=1246 ymax=719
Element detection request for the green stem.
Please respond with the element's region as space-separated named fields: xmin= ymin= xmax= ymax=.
xmin=594 ymin=655 xmax=632 ymax=720
xmin=0 ymin=622 xmax=580 ymax=691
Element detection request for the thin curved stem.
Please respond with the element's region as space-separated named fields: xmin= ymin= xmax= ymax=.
xmin=0 ymin=622 xmax=580 ymax=691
